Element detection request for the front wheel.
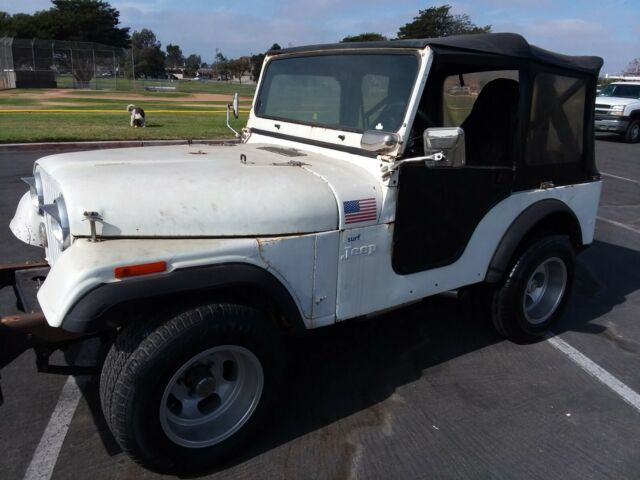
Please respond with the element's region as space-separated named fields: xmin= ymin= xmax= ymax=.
xmin=100 ymin=304 xmax=282 ymax=474
xmin=491 ymin=235 xmax=575 ymax=343
xmin=624 ymin=119 xmax=640 ymax=143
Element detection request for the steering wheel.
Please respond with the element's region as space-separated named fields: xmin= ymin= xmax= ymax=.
xmin=369 ymin=100 xmax=407 ymax=131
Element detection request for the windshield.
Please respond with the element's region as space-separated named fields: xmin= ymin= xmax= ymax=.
xmin=255 ymin=53 xmax=419 ymax=132
xmin=599 ymin=84 xmax=640 ymax=99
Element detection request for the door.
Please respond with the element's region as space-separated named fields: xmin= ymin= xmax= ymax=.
xmin=392 ymin=67 xmax=522 ymax=274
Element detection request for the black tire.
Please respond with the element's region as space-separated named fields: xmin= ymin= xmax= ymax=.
xmin=491 ymin=235 xmax=575 ymax=343
xmin=100 ymin=304 xmax=282 ymax=474
xmin=624 ymin=119 xmax=640 ymax=144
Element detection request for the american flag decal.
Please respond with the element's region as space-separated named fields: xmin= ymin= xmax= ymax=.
xmin=343 ymin=198 xmax=377 ymax=224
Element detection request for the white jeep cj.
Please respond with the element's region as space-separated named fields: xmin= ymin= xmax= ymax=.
xmin=1 ymin=33 xmax=603 ymax=473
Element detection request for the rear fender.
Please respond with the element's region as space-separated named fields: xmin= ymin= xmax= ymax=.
xmin=486 ymin=199 xmax=583 ymax=283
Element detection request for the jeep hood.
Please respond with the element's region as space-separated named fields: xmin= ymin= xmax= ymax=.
xmin=33 ymin=143 xmax=380 ymax=238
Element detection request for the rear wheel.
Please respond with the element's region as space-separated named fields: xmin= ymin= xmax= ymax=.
xmin=100 ymin=303 xmax=282 ymax=474
xmin=624 ymin=119 xmax=640 ymax=143
xmin=491 ymin=235 xmax=575 ymax=343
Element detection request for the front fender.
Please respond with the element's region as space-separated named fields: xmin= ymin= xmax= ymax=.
xmin=61 ymin=262 xmax=306 ymax=334
xmin=37 ymin=238 xmax=273 ymax=329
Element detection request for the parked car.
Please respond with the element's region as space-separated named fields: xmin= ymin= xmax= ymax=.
xmin=2 ymin=33 xmax=603 ymax=474
xmin=594 ymin=81 xmax=640 ymax=143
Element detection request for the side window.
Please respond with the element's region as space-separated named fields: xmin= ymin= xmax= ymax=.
xmin=527 ymin=73 xmax=586 ymax=165
xmin=442 ymin=70 xmax=519 ymax=126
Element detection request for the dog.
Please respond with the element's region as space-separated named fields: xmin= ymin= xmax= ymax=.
xmin=127 ymin=104 xmax=146 ymax=128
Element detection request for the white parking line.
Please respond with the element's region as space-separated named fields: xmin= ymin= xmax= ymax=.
xmin=600 ymin=171 xmax=640 ymax=185
xmin=547 ymin=336 xmax=640 ymax=413
xmin=597 ymin=216 xmax=640 ymax=235
xmin=23 ymin=377 xmax=81 ymax=480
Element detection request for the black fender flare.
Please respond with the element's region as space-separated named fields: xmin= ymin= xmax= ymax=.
xmin=61 ymin=263 xmax=306 ymax=334
xmin=485 ymin=199 xmax=583 ymax=283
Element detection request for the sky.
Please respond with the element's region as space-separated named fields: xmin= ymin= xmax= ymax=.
xmin=2 ymin=0 xmax=639 ymax=74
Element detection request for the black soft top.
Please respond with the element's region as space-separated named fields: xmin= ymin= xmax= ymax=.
xmin=269 ymin=33 xmax=603 ymax=76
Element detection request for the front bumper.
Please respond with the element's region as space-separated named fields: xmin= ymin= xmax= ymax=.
xmin=594 ymin=114 xmax=630 ymax=133
xmin=0 ymin=260 xmax=83 ymax=405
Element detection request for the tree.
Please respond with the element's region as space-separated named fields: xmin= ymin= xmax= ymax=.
xmin=1 ymin=1 xmax=130 ymax=84
xmin=213 ymin=51 xmax=229 ymax=79
xmin=215 ymin=51 xmax=227 ymax=63
xmin=249 ymin=43 xmax=281 ymax=81
xmin=1 ymin=10 xmax=55 ymax=39
xmin=624 ymin=58 xmax=640 ymax=75
xmin=48 ymin=0 xmax=130 ymax=47
xmin=131 ymin=29 xmax=165 ymax=78
xmin=341 ymin=33 xmax=387 ymax=42
xmin=166 ymin=44 xmax=184 ymax=70
xmin=227 ymin=57 xmax=250 ymax=83
xmin=397 ymin=5 xmax=491 ymax=39
xmin=1 ymin=1 xmax=130 ymax=47
xmin=0 ymin=11 xmax=11 ymax=33
xmin=250 ymin=53 xmax=265 ymax=81
xmin=184 ymin=53 xmax=202 ymax=77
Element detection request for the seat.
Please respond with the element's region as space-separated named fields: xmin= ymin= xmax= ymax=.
xmin=460 ymin=78 xmax=519 ymax=166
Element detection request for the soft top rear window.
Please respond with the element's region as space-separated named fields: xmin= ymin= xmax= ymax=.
xmin=255 ymin=53 xmax=419 ymax=133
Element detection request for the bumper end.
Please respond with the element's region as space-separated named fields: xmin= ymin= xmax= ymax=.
xmin=0 ymin=313 xmax=46 ymax=407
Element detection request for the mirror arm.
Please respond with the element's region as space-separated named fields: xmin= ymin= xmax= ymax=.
xmin=382 ymin=152 xmax=444 ymax=179
xmin=390 ymin=152 xmax=444 ymax=171
xmin=226 ymin=103 xmax=240 ymax=138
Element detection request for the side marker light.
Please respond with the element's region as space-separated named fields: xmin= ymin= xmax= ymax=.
xmin=114 ymin=261 xmax=167 ymax=279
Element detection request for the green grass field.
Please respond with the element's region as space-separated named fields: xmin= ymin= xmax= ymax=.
xmin=0 ymin=82 xmax=256 ymax=143
xmin=0 ymin=112 xmax=249 ymax=142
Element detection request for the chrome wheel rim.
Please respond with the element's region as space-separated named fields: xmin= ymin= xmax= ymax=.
xmin=159 ymin=345 xmax=264 ymax=448
xmin=522 ymin=257 xmax=567 ymax=325
xmin=631 ymin=124 xmax=640 ymax=142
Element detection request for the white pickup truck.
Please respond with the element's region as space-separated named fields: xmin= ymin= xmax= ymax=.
xmin=595 ymin=81 xmax=640 ymax=143
xmin=2 ymin=33 xmax=603 ymax=474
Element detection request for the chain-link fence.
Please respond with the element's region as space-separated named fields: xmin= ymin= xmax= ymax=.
xmin=0 ymin=37 xmax=258 ymax=92
xmin=0 ymin=37 xmax=133 ymax=90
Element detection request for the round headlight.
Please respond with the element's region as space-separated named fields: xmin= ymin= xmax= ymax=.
xmin=50 ymin=219 xmax=64 ymax=244
xmin=30 ymin=188 xmax=39 ymax=208
xmin=54 ymin=196 xmax=71 ymax=248
xmin=38 ymin=222 xmax=48 ymax=248
xmin=31 ymin=171 xmax=44 ymax=210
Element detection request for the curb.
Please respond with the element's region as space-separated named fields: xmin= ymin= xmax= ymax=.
xmin=0 ymin=139 xmax=240 ymax=153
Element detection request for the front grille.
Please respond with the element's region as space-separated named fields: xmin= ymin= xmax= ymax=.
xmin=595 ymin=104 xmax=609 ymax=109
xmin=38 ymin=169 xmax=63 ymax=264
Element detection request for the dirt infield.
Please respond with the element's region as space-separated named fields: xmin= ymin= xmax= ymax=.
xmin=3 ymin=89 xmax=246 ymax=103
xmin=0 ymin=89 xmax=252 ymax=110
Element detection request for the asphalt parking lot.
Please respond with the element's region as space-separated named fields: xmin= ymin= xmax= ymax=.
xmin=1 ymin=136 xmax=639 ymax=480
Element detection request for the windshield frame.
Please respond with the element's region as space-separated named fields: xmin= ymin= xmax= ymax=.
xmin=253 ymin=50 xmax=423 ymax=134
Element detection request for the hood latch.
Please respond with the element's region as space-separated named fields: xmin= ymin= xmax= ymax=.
xmin=83 ymin=211 xmax=103 ymax=242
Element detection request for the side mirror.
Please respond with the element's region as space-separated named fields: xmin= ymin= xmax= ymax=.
xmin=361 ymin=130 xmax=400 ymax=153
xmin=423 ymin=127 xmax=465 ymax=168
xmin=232 ymin=92 xmax=239 ymax=119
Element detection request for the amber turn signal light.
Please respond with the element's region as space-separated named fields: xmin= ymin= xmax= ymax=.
xmin=114 ymin=261 xmax=167 ymax=279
